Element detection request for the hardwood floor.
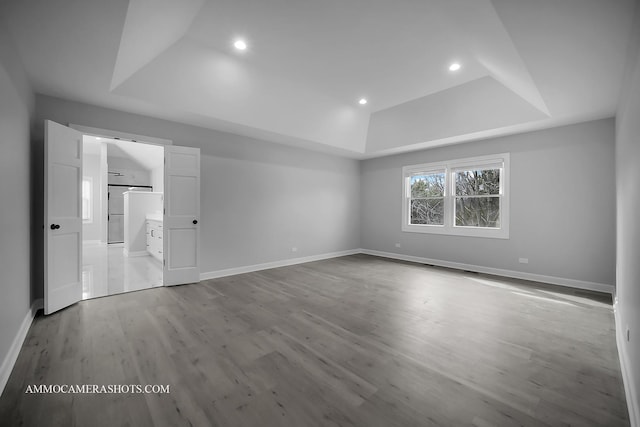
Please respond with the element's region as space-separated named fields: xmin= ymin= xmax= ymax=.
xmin=0 ymin=254 xmax=629 ymax=426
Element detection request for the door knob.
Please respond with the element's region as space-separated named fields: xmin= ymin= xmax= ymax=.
xmin=193 ymin=220 xmax=198 ymax=225
xmin=50 ymin=224 xmax=60 ymax=230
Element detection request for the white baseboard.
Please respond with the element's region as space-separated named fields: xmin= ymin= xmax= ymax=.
xmin=200 ymin=248 xmax=614 ymax=295
xmin=614 ymin=303 xmax=639 ymax=427
xmin=124 ymin=249 xmax=149 ymax=258
xmin=0 ymin=298 xmax=42 ymax=397
xmin=200 ymin=249 xmax=361 ymax=280
xmin=360 ymin=249 xmax=615 ymax=295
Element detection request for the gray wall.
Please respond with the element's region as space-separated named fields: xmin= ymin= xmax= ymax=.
xmin=0 ymin=24 xmax=33 ymax=380
xmin=34 ymin=95 xmax=361 ymax=282
xmin=361 ymin=119 xmax=616 ymax=286
xmin=616 ymin=9 xmax=640 ymax=419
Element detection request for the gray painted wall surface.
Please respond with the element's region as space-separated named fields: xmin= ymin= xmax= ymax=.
xmin=361 ymin=119 xmax=616 ymax=286
xmin=0 ymin=25 xmax=33 ymax=377
xmin=615 ymin=11 xmax=640 ymax=420
xmin=34 ymin=95 xmax=361 ymax=289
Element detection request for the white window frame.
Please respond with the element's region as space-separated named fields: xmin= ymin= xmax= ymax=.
xmin=82 ymin=176 xmax=92 ymax=223
xmin=402 ymin=153 xmax=510 ymax=239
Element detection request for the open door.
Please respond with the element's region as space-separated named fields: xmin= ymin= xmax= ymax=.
xmin=163 ymin=145 xmax=200 ymax=285
xmin=44 ymin=120 xmax=83 ymax=314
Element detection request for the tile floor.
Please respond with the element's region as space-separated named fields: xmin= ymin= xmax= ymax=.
xmin=82 ymin=242 xmax=163 ymax=300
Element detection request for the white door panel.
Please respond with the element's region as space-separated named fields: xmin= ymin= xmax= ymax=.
xmin=163 ymin=146 xmax=200 ymax=285
xmin=168 ymin=228 xmax=197 ymax=267
xmin=45 ymin=120 xmax=83 ymax=314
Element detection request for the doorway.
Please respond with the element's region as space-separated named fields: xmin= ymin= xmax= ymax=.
xmin=81 ymin=135 xmax=165 ymax=299
xmin=44 ymin=120 xmax=201 ymax=315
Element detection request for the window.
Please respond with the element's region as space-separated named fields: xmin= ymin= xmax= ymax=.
xmin=409 ymin=170 xmax=445 ymax=225
xmin=402 ymin=153 xmax=509 ymax=238
xmin=82 ymin=177 xmax=92 ymax=223
xmin=454 ymin=167 xmax=500 ymax=228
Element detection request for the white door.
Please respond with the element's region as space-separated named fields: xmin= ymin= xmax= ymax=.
xmin=44 ymin=120 xmax=83 ymax=314
xmin=163 ymin=145 xmax=200 ymax=285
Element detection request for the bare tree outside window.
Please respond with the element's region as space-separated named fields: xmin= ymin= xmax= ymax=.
xmin=410 ymin=172 xmax=444 ymax=225
xmin=454 ymin=169 xmax=500 ymax=228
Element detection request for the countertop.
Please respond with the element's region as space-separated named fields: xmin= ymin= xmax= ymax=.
xmin=146 ymin=214 xmax=163 ymax=222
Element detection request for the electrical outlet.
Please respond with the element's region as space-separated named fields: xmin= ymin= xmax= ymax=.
xmin=518 ymin=258 xmax=529 ymax=264
xmin=395 ymin=243 xmax=401 ymax=248
xmin=291 ymin=247 xmax=298 ymax=253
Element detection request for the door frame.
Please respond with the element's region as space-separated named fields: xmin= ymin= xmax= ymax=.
xmin=69 ymin=124 xmax=173 ymax=147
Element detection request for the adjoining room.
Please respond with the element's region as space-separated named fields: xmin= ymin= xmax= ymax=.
xmin=81 ymin=135 xmax=165 ymax=299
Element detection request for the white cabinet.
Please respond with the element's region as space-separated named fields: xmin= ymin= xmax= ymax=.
xmin=124 ymin=192 xmax=163 ymax=256
xmin=146 ymin=219 xmax=163 ymax=262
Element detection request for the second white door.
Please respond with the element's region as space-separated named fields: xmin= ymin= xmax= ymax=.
xmin=163 ymin=145 xmax=200 ymax=285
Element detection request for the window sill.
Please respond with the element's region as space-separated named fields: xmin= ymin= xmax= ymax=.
xmin=402 ymin=224 xmax=509 ymax=239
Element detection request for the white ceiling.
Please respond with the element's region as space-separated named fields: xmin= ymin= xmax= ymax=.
xmin=83 ymin=135 xmax=164 ymax=171
xmin=1 ymin=0 xmax=636 ymax=158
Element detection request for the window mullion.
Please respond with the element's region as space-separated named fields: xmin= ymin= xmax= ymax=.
xmin=445 ymin=169 xmax=453 ymax=229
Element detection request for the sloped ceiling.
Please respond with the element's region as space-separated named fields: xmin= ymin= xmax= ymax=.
xmin=83 ymin=136 xmax=163 ymax=171
xmin=1 ymin=0 xmax=636 ymax=158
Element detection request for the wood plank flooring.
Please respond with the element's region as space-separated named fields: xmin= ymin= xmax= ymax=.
xmin=0 ymin=254 xmax=629 ymax=426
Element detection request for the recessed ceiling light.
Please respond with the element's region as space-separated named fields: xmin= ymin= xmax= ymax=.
xmin=449 ymin=63 xmax=461 ymax=71
xmin=234 ymin=39 xmax=247 ymax=51
xmin=358 ymin=98 xmax=368 ymax=105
